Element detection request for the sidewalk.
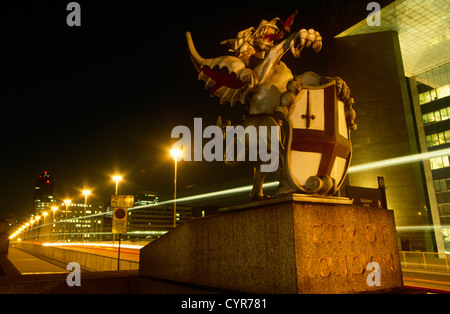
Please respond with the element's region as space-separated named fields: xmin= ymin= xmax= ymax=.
xmin=5 ymin=247 xmax=68 ymax=275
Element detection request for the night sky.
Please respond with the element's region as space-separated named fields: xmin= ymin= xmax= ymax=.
xmin=2 ymin=1 xmax=329 ymax=219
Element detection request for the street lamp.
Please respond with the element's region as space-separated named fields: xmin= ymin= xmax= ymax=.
xmin=112 ymin=175 xmax=122 ymax=195
xmin=170 ymin=148 xmax=183 ymax=228
xmin=82 ymin=190 xmax=91 ymax=244
xmin=35 ymin=215 xmax=40 ymax=242
xmin=25 ymin=222 xmax=30 ymax=242
xmin=51 ymin=206 xmax=58 ymax=242
xmin=63 ymin=199 xmax=71 ymax=242
xmin=111 ymin=175 xmax=123 ymax=247
xmin=29 ymin=219 xmax=35 ymax=242
xmin=42 ymin=211 xmax=48 ymax=242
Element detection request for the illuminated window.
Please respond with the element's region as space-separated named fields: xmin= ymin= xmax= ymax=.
xmin=441 ymin=108 xmax=449 ymax=121
xmin=424 ymin=91 xmax=432 ymax=103
xmin=435 ymin=110 xmax=441 ymax=121
xmin=432 ymin=133 xmax=440 ymax=146
xmin=439 ymin=133 xmax=446 ymax=145
xmin=419 ymin=84 xmax=450 ymax=105
xmin=446 ymin=131 xmax=450 ymax=143
xmin=426 ymin=135 xmax=432 ymax=147
xmin=430 ymin=156 xmax=450 ymax=170
xmin=419 ymin=93 xmax=425 ymax=105
xmin=425 ymin=130 xmax=450 ymax=147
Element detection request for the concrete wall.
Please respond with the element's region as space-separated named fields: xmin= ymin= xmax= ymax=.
xmin=14 ymin=242 xmax=139 ymax=271
xmin=0 ymin=222 xmax=8 ymax=256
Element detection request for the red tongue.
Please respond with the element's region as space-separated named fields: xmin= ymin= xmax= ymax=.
xmin=263 ymin=30 xmax=285 ymax=42
xmin=201 ymin=66 xmax=246 ymax=95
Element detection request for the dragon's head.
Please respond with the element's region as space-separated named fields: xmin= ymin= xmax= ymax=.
xmin=250 ymin=17 xmax=283 ymax=52
xmin=221 ymin=10 xmax=298 ymax=61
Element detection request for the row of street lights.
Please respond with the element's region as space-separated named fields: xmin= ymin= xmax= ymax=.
xmin=10 ymin=148 xmax=182 ymax=242
xmin=9 ymin=189 xmax=92 ymax=242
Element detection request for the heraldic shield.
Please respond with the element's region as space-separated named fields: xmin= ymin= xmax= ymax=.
xmin=282 ymin=80 xmax=352 ymax=196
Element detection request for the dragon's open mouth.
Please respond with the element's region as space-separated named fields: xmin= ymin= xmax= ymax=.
xmin=201 ymin=66 xmax=246 ymax=95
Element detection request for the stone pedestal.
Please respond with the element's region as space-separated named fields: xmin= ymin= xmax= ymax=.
xmin=139 ymin=195 xmax=403 ymax=293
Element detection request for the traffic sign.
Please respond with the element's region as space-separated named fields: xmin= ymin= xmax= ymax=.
xmin=111 ymin=195 xmax=134 ymax=208
xmin=112 ymin=207 xmax=128 ymax=234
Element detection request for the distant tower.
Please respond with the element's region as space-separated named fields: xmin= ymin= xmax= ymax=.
xmin=33 ymin=171 xmax=55 ymax=215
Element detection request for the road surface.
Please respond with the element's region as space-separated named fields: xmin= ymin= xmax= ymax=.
xmin=403 ymin=268 xmax=450 ymax=293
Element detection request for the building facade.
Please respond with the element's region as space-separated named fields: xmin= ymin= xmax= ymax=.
xmin=31 ymin=199 xmax=106 ymax=243
xmin=33 ymin=171 xmax=55 ymax=216
xmin=322 ymin=0 xmax=449 ymax=252
xmin=126 ymin=192 xmax=192 ymax=240
xmin=413 ymin=62 xmax=450 ymax=251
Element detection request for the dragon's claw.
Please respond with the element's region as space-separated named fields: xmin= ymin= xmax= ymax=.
xmin=290 ymin=28 xmax=322 ymax=57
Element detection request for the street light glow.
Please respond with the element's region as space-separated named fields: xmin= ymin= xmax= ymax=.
xmin=112 ymin=175 xmax=123 ymax=182
xmin=170 ymin=148 xmax=183 ymax=161
xmin=170 ymin=148 xmax=183 ymax=228
xmin=112 ymin=175 xmax=123 ymax=195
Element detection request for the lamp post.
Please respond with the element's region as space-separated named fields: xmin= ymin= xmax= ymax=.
xmin=63 ymin=200 xmax=71 ymax=242
xmin=111 ymin=175 xmax=123 ymax=247
xmin=35 ymin=215 xmax=40 ymax=242
xmin=29 ymin=219 xmax=35 ymax=242
xmin=170 ymin=148 xmax=182 ymax=228
xmin=51 ymin=206 xmax=58 ymax=242
xmin=112 ymin=175 xmax=123 ymax=270
xmin=81 ymin=190 xmax=91 ymax=244
xmin=42 ymin=211 xmax=48 ymax=243
xmin=25 ymin=222 xmax=30 ymax=242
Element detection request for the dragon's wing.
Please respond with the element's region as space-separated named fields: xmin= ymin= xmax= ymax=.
xmin=186 ymin=32 xmax=256 ymax=106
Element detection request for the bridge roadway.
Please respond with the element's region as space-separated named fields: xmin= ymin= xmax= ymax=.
xmin=2 ymin=244 xmax=450 ymax=293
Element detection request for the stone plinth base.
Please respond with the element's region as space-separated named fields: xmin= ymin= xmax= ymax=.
xmin=139 ymin=197 xmax=403 ymax=294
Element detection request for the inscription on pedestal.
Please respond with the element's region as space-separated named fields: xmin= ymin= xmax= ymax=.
xmin=294 ymin=204 xmax=403 ymax=293
xmin=306 ymin=223 xmax=395 ymax=277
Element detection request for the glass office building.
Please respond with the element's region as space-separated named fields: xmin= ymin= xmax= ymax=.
xmin=323 ymin=0 xmax=449 ymax=252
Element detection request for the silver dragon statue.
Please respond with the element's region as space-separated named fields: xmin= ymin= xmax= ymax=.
xmin=186 ymin=11 xmax=357 ymax=200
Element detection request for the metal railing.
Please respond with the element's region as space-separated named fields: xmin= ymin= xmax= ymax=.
xmin=400 ymin=251 xmax=450 ymax=271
